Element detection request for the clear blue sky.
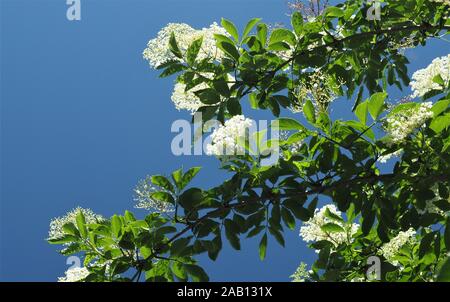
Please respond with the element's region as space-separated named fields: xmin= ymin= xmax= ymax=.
xmin=1 ymin=0 xmax=448 ymax=281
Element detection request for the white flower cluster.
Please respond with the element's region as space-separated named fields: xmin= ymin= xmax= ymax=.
xmin=290 ymin=262 xmax=310 ymax=282
xmin=410 ymin=54 xmax=450 ymax=98
xmin=171 ymin=82 xmax=209 ymax=113
xmin=299 ymin=204 xmax=359 ymax=247
xmin=143 ymin=22 xmax=229 ymax=68
xmin=290 ymin=70 xmax=341 ymax=113
xmin=57 ymin=267 xmax=90 ymax=282
xmin=385 ymin=102 xmax=433 ymax=146
xmin=430 ymin=0 xmax=450 ymax=6
xmin=48 ymin=207 xmax=104 ymax=240
xmin=134 ymin=176 xmax=175 ymax=213
xmin=206 ymin=115 xmax=254 ymax=156
xmin=380 ymin=228 xmax=416 ymax=265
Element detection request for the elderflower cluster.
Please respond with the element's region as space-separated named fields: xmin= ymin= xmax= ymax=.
xmin=290 ymin=262 xmax=310 ymax=282
xmin=57 ymin=267 xmax=90 ymax=282
xmin=299 ymin=204 xmax=359 ymax=247
xmin=143 ymin=22 xmax=228 ymax=68
xmin=170 ymin=82 xmax=209 ymax=113
xmin=430 ymin=0 xmax=450 ymax=6
xmin=48 ymin=207 xmax=104 ymax=240
xmin=134 ymin=176 xmax=175 ymax=213
xmin=410 ymin=54 xmax=450 ymax=98
xmin=206 ymin=115 xmax=254 ymax=156
xmin=380 ymin=228 xmax=416 ymax=265
xmin=290 ymin=70 xmax=341 ymax=113
xmin=385 ymin=102 xmax=433 ymax=146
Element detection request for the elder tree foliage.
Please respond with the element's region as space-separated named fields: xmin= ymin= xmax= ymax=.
xmin=49 ymin=0 xmax=450 ymax=282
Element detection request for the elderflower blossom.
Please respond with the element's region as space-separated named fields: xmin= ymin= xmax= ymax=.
xmin=134 ymin=176 xmax=175 ymax=213
xmin=57 ymin=267 xmax=90 ymax=282
xmin=290 ymin=70 xmax=341 ymax=113
xmin=410 ymin=54 xmax=450 ymax=98
xmin=143 ymin=22 xmax=228 ymax=68
xmin=299 ymin=204 xmax=359 ymax=247
xmin=171 ymin=74 xmax=233 ymax=113
xmin=48 ymin=207 xmax=104 ymax=240
xmin=170 ymin=81 xmax=209 ymax=113
xmin=385 ymin=102 xmax=433 ymax=146
xmin=380 ymin=228 xmax=416 ymax=265
xmin=290 ymin=262 xmax=310 ymax=282
xmin=206 ymin=115 xmax=254 ymax=156
xmin=430 ymin=0 xmax=450 ymax=6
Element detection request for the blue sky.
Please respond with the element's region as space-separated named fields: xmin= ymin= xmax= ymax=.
xmin=1 ymin=0 xmax=449 ymax=281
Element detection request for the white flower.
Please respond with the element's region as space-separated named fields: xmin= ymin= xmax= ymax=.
xmin=378 ymin=149 xmax=403 ymax=163
xmin=299 ymin=204 xmax=359 ymax=247
xmin=290 ymin=262 xmax=310 ymax=282
xmin=171 ymin=82 xmax=209 ymax=113
xmin=134 ymin=176 xmax=175 ymax=213
xmin=410 ymin=54 xmax=450 ymax=98
xmin=58 ymin=267 xmax=90 ymax=282
xmin=380 ymin=228 xmax=416 ymax=265
xmin=206 ymin=115 xmax=254 ymax=156
xmin=143 ymin=22 xmax=229 ymax=69
xmin=385 ymin=102 xmax=434 ymax=146
xmin=48 ymin=207 xmax=104 ymax=240
xmin=430 ymin=0 xmax=450 ymax=6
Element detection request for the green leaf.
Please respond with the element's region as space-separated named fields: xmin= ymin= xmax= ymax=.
xmin=303 ymin=100 xmax=316 ymax=124
xmin=430 ymin=113 xmax=450 ymax=133
xmin=111 ymin=215 xmax=122 ymax=238
xmin=269 ymin=28 xmax=296 ymax=46
xmin=171 ymin=168 xmax=183 ymax=190
xmin=368 ymin=92 xmax=387 ymax=120
xmin=259 ymin=233 xmax=268 ymax=260
xmin=170 ymin=237 xmax=191 ymax=257
xmin=150 ymin=191 xmax=175 ymax=204
xmin=181 ymin=167 xmax=201 ymax=190
xmin=62 ymin=222 xmax=79 ymax=237
xmin=186 ymin=37 xmax=203 ymax=66
xmin=242 ymin=18 xmax=261 ymax=42
xmin=437 ymin=257 xmax=450 ymax=281
xmin=256 ymin=23 xmax=268 ymax=46
xmin=445 ymin=218 xmax=450 ymax=252
xmin=272 ymin=118 xmax=306 ymax=131
xmin=281 ymin=207 xmax=296 ymax=230
xmin=432 ymin=99 xmax=449 ymax=117
xmin=218 ymin=41 xmax=240 ymax=61
xmin=169 ymin=32 xmax=182 ymax=59
xmin=268 ymin=227 xmax=285 ymax=247
xmin=184 ymin=264 xmax=209 ymax=282
xmin=227 ymin=98 xmax=242 ymax=115
xmin=291 ymin=11 xmax=303 ymax=36
xmin=76 ymin=211 xmax=87 ymax=238
xmin=197 ymin=88 xmax=221 ymax=105
xmin=213 ymin=79 xmax=231 ymax=97
xmin=325 ymin=6 xmax=344 ymax=17
xmin=48 ymin=235 xmax=78 ymax=244
xmin=172 ymin=262 xmax=187 ymax=280
xmin=151 ymin=175 xmax=174 ymax=192
xmin=224 ymin=219 xmax=241 ymax=250
xmin=221 ymin=18 xmax=239 ymax=42
xmin=355 ymin=101 xmax=368 ymax=125
xmin=324 ymin=208 xmax=344 ymax=222
xmin=284 ymin=199 xmax=310 ymax=221
xmin=320 ymin=223 xmax=345 ymax=233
